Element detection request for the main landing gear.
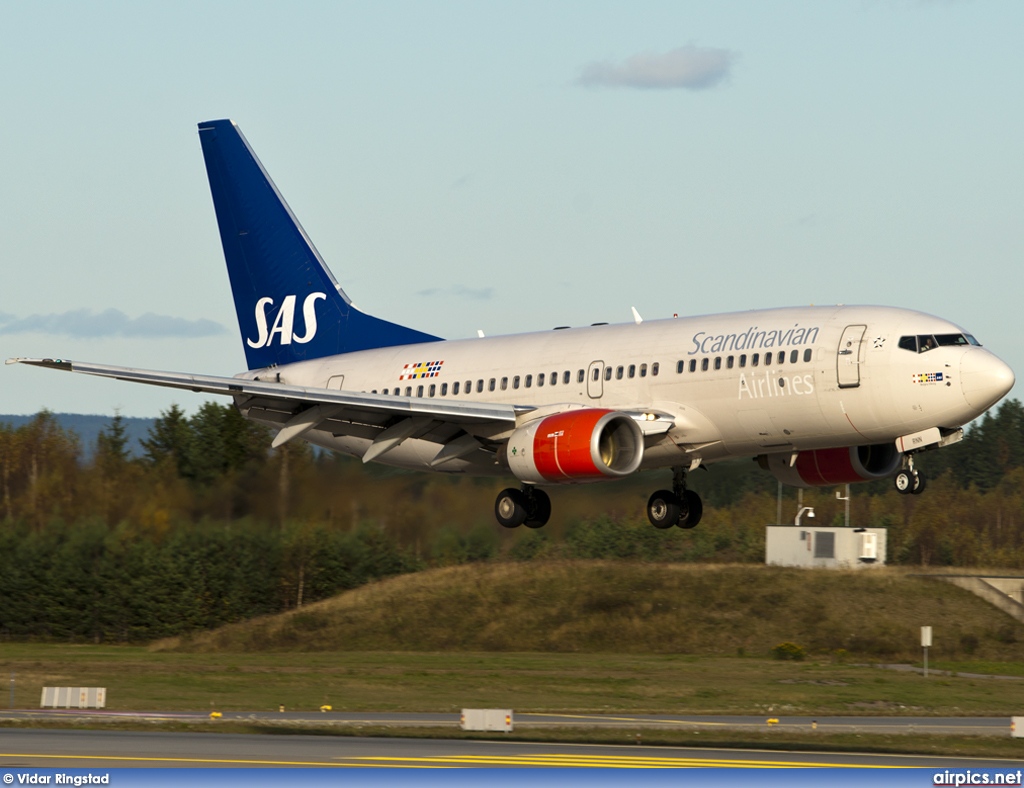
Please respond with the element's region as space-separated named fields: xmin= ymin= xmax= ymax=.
xmin=494 ymin=466 xmax=705 ymax=530
xmin=647 ymin=466 xmax=703 ymax=529
xmin=495 ymin=486 xmax=551 ymax=529
xmin=894 ymin=455 xmax=927 ymax=496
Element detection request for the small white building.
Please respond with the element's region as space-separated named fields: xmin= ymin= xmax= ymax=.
xmin=765 ymin=526 xmax=887 ymax=569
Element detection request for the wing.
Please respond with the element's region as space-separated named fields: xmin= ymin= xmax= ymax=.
xmin=7 ymin=358 xmax=522 ymax=464
xmin=8 ymin=358 xmax=677 ymax=471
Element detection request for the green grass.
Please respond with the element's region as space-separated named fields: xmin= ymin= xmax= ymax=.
xmin=152 ymin=562 xmax=1024 ymax=664
xmin=3 ymin=644 xmax=1024 ymax=717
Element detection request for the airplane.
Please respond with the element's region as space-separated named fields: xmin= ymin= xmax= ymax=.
xmin=8 ymin=119 xmax=1016 ymax=529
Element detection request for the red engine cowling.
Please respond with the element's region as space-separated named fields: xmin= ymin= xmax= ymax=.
xmin=506 ymin=408 xmax=644 ymax=484
xmin=760 ymin=443 xmax=902 ymax=488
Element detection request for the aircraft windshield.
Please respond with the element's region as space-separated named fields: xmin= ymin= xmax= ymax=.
xmin=898 ymin=333 xmax=981 ymax=353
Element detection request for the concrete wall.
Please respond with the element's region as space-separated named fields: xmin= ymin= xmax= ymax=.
xmin=765 ymin=526 xmax=887 ymax=569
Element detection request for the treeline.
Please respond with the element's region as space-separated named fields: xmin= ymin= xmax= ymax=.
xmin=0 ymin=399 xmax=1023 ymax=641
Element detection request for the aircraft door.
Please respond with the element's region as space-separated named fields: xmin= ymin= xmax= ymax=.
xmin=837 ymin=325 xmax=866 ymax=388
xmin=587 ymin=361 xmax=604 ymax=399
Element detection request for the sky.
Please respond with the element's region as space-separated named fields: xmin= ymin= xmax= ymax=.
xmin=1 ymin=0 xmax=1021 ymax=418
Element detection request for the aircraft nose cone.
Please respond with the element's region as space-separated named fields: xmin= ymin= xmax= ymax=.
xmin=960 ymin=350 xmax=1015 ymax=411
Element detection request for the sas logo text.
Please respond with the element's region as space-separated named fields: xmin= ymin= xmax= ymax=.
xmin=247 ymin=293 xmax=327 ymax=349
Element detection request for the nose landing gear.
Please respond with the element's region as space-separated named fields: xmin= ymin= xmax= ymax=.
xmin=894 ymin=455 xmax=926 ymax=495
xmin=647 ymin=466 xmax=703 ymax=529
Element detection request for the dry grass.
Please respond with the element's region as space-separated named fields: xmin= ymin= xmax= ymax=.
xmin=151 ymin=561 xmax=1024 ymax=661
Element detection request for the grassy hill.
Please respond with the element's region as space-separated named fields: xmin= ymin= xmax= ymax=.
xmin=154 ymin=562 xmax=1024 ymax=661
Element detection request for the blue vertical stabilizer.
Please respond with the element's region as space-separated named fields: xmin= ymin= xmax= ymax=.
xmin=198 ymin=119 xmax=441 ymax=370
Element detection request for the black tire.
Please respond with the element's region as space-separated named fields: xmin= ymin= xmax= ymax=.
xmin=911 ymin=471 xmax=927 ymax=495
xmin=525 ymin=488 xmax=551 ymax=528
xmin=647 ymin=490 xmax=681 ymax=529
xmin=495 ymin=488 xmax=529 ymax=528
xmin=894 ymin=470 xmax=913 ymax=495
xmin=678 ymin=489 xmax=703 ymax=529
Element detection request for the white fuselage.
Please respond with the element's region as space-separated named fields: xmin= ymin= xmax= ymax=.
xmin=239 ymin=304 xmax=1012 ymax=477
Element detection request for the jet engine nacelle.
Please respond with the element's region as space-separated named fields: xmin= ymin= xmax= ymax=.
xmin=506 ymin=408 xmax=644 ymax=484
xmin=759 ymin=443 xmax=902 ymax=488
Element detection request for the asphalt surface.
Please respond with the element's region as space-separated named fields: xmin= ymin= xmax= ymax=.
xmin=1 ymin=728 xmax=1023 ymax=768
xmin=0 ymin=709 xmax=1015 ymax=736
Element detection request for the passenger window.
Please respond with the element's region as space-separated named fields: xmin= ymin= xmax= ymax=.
xmin=616 ymin=366 xmax=624 ymax=380
xmin=429 ymin=384 xmax=436 ymax=397
xmin=513 ymin=376 xmax=520 ymax=389
xmin=726 ymin=356 xmax=734 ymax=369
xmin=538 ymin=373 xmax=544 ymax=387
xmin=677 ymin=360 xmax=685 ymax=374
xmin=605 ymin=366 xmax=612 ymax=381
xmin=652 ymin=362 xmax=659 ymax=376
xmin=640 ymin=363 xmax=647 ymax=377
xmin=440 ymin=383 xmax=447 ymax=396
xmin=689 ymin=359 xmax=696 ymax=372
xmin=382 ymin=388 xmax=389 ymax=395
xmin=714 ymin=357 xmax=722 ymax=370
xmin=488 ymin=378 xmax=495 ymax=392
xmin=525 ymin=374 xmax=532 ymax=388
xmin=405 ymin=386 xmax=412 ymax=396
xmin=739 ymin=354 xmax=746 ymax=368
xmin=500 ymin=377 xmax=507 ymax=390
xmin=372 ymin=390 xmax=378 ymax=394
xmin=567 ymin=370 xmax=573 ymax=384
xmin=416 ymin=385 xmax=424 ymax=397
xmin=592 ymin=368 xmax=600 ymax=382
xmin=765 ymin=352 xmax=773 ymax=365
xmin=790 ymin=350 xmax=798 ymax=363
xmin=465 ymin=380 xmax=472 ymax=394
xmin=803 ymin=349 xmax=812 ymax=362
xmin=452 ymin=382 xmax=459 ymax=395
xmin=752 ymin=353 xmax=759 ymax=367
xmin=628 ymin=364 xmax=636 ymax=378
xmin=701 ymin=358 xmax=709 ymax=371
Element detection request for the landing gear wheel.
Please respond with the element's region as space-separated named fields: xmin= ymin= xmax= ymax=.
xmin=525 ymin=488 xmax=551 ymax=528
xmin=910 ymin=471 xmax=926 ymax=495
xmin=495 ymin=488 xmax=529 ymax=528
xmin=678 ymin=489 xmax=703 ymax=529
xmin=647 ymin=490 xmax=681 ymax=529
xmin=894 ymin=470 xmax=913 ymax=495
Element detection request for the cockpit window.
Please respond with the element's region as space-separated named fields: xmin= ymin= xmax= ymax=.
xmin=899 ymin=333 xmax=979 ymax=353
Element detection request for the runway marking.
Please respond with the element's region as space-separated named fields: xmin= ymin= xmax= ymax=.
xmin=350 ymin=754 xmax=900 ymax=768
xmin=0 ymin=753 xmax=361 ymax=768
xmin=1 ymin=751 xmax=907 ymax=769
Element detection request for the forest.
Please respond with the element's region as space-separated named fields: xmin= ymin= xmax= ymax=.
xmin=1 ymin=398 xmax=1023 ymax=641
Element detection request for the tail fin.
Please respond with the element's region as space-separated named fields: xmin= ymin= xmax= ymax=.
xmin=198 ymin=119 xmax=441 ymax=370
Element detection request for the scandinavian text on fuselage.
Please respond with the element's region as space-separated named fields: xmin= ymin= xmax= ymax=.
xmin=689 ymin=324 xmax=821 ymax=356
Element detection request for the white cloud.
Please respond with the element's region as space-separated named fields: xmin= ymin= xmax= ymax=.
xmin=578 ymin=45 xmax=736 ymax=91
xmin=0 ymin=308 xmax=227 ymax=338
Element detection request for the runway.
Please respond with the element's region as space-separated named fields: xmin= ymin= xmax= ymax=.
xmin=0 ymin=709 xmax=1014 ymax=736
xmin=2 ymin=728 xmax=1023 ymax=768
